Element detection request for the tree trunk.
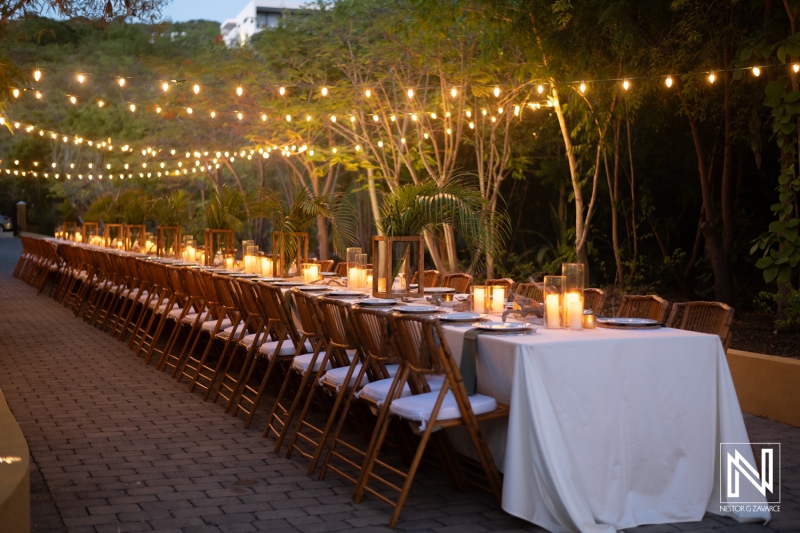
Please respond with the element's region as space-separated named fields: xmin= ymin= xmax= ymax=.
xmin=316 ymin=217 xmax=329 ymax=261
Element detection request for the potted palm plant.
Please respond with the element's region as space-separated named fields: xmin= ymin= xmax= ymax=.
xmin=118 ymin=189 xmax=155 ymax=252
xmin=204 ymin=186 xmax=248 ymax=266
xmin=373 ymin=176 xmax=508 ymax=297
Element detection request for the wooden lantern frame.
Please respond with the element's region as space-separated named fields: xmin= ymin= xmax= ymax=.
xmin=157 ymin=226 xmax=183 ymax=258
xmin=371 ymin=235 xmax=424 ymax=298
xmin=272 ymin=231 xmax=309 ymax=277
xmin=82 ymin=222 xmax=100 ymax=241
xmin=62 ymin=221 xmax=78 ymax=238
xmin=203 ymin=228 xmax=235 ymax=266
xmin=104 ymin=223 xmax=125 ymax=248
xmin=124 ymin=224 xmax=147 ymax=252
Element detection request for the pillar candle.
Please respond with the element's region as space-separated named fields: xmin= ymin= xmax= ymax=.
xmin=308 ymin=264 xmax=320 ymax=282
xmin=225 ymin=256 xmax=234 ymax=270
xmin=491 ymin=286 xmax=505 ymax=313
xmin=349 ymin=267 xmax=360 ymax=288
xmin=567 ymin=292 xmax=583 ymax=330
xmin=545 ymin=293 xmax=561 ymax=328
xmin=378 ymin=278 xmax=387 ymax=293
xmin=185 ymin=246 xmax=196 ymax=263
xmin=473 ymin=286 xmax=486 ymax=313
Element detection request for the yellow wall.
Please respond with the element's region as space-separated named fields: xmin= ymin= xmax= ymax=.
xmin=726 ymin=349 xmax=800 ymax=428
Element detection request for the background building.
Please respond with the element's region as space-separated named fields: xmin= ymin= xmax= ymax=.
xmin=220 ymin=0 xmax=308 ymax=47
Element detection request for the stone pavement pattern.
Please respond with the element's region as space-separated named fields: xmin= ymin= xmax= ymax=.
xmin=0 ymin=235 xmax=798 ymax=533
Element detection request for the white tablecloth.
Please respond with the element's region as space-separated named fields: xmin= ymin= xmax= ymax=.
xmin=441 ymin=323 xmax=770 ymax=533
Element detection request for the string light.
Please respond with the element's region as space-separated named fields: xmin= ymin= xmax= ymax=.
xmin=321 ymin=86 xmax=328 ymax=96
xmin=752 ymin=66 xmax=761 ymax=77
xmin=193 ymin=83 xmax=200 ymax=94
xmin=407 ymin=88 xmax=414 ymax=99
xmin=365 ymin=88 xmax=371 ymax=98
xmin=451 ymin=88 xmax=458 ymax=97
xmin=579 ymin=81 xmax=586 ymax=93
xmin=129 ymin=104 xmax=136 ymax=112
xmin=33 ymin=69 xmax=41 ymax=81
xmin=237 ymin=112 xmax=243 ymax=120
xmin=262 ymin=114 xmax=267 ymax=121
xmin=187 ymin=107 xmax=193 ymax=114
xmin=622 ymin=79 xmax=630 ymax=90
xmin=708 ymin=72 xmax=716 ymax=84
xmin=155 ymin=106 xmax=161 ymax=113
xmin=77 ymin=74 xmax=85 ymax=83
xmin=12 ymin=89 xmax=19 ymax=98
xmin=210 ymin=111 xmax=216 ymax=118
xmin=538 ymin=84 xmax=544 ymax=94
xmin=118 ymin=78 xmax=125 ymax=87
xmin=330 ymin=115 xmax=336 ymax=122
xmin=493 ymin=86 xmax=500 ymax=97
xmin=162 ymin=82 xmax=169 ymax=92
xmin=665 ymin=76 xmax=673 ymax=88
xmin=279 ymin=86 xmax=286 ymax=95
xmin=69 ymin=96 xmax=77 ymax=104
xmin=794 ymin=64 xmax=800 ymax=73
xmin=35 ymin=91 xmax=42 ymax=99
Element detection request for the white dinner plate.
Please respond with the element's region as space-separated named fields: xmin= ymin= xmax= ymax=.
xmin=358 ymin=298 xmax=398 ymax=306
xmin=229 ymin=273 xmax=260 ymax=278
xmin=393 ymin=305 xmax=440 ymax=313
xmin=273 ymin=281 xmax=305 ymax=287
xmin=255 ymin=277 xmax=281 ymax=282
xmin=423 ymin=287 xmax=456 ymax=294
xmin=440 ymin=312 xmax=482 ymax=322
xmin=295 ymin=285 xmax=331 ymax=292
xmin=596 ymin=317 xmax=659 ymax=326
xmin=321 ymin=272 xmax=337 ymax=277
xmin=470 ymin=322 xmax=534 ymax=332
xmin=326 ymin=291 xmax=368 ymax=299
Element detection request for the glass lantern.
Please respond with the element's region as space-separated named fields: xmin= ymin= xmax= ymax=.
xmin=543 ymin=275 xmax=566 ymax=329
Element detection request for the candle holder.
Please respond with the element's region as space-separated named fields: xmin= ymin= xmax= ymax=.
xmin=562 ymin=263 xmax=585 ymax=330
xmin=472 ymin=285 xmax=489 ymax=313
xmin=62 ymin=221 xmax=78 ymax=240
xmin=349 ymin=252 xmax=367 ymax=289
xmin=204 ymin=229 xmax=235 ymax=267
xmin=243 ymin=245 xmax=259 ymax=274
xmin=124 ymin=224 xmax=147 ymax=252
xmin=302 ymin=263 xmax=321 ymax=283
xmin=583 ymin=310 xmax=597 ymax=329
xmin=490 ymin=285 xmax=506 ymax=314
xmin=346 ymin=247 xmax=362 ymax=289
xmin=371 ymin=236 xmax=424 ymax=298
xmin=182 ymin=238 xmax=198 ymax=263
xmin=83 ymin=222 xmax=99 ymax=243
xmin=543 ymin=275 xmax=565 ymax=329
xmin=259 ymin=254 xmax=274 ymax=277
xmin=272 ymin=231 xmax=309 ymax=277
xmin=157 ymin=226 xmax=182 ymax=258
xmin=104 ymin=223 xmax=124 ymax=248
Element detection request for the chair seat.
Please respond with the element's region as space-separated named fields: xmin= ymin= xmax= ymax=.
xmin=201 ymin=318 xmax=231 ymax=332
xmin=168 ymin=306 xmax=186 ymax=319
xmin=291 ymin=352 xmax=329 ymax=374
xmin=182 ymin=311 xmax=210 ymax=324
xmin=320 ymin=364 xmax=368 ymax=390
xmin=389 ymin=390 xmax=497 ymax=429
xmin=356 ymin=374 xmax=445 ymax=405
xmin=218 ymin=322 xmax=244 ymax=338
xmin=258 ymin=339 xmax=312 ymax=358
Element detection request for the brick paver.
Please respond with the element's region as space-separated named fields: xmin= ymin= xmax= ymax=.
xmin=0 ymin=235 xmax=798 ymax=533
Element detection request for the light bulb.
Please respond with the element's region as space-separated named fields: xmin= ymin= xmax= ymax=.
xmin=330 ymin=115 xmax=336 ymax=122
xmin=665 ymin=76 xmax=673 ymax=88
xmin=118 ymin=78 xmax=125 ymax=87
xmin=411 ymin=113 xmax=417 ymax=121
xmin=187 ymin=107 xmax=193 ymax=114
xmin=794 ymin=64 xmax=800 ymax=73
xmin=514 ymin=105 xmax=520 ymax=116
xmin=466 ymin=110 xmax=471 ymax=118
xmin=378 ymin=141 xmax=383 ymax=148
xmin=407 ymin=88 xmax=414 ymax=99
xmin=493 ymin=86 xmax=500 ymax=97
xmin=498 ymin=107 xmax=503 ymax=114
xmin=70 ymin=96 xmax=76 ymax=104
xmin=12 ymin=88 xmax=19 ymax=98
xmin=237 ymin=112 xmax=243 ymax=120
xmin=262 ymin=114 xmax=267 ymax=121
xmin=155 ymin=106 xmax=161 ymax=113
xmin=279 ymin=86 xmax=286 ymax=95
xmin=753 ymin=66 xmax=761 ymax=77
xmin=193 ymin=83 xmax=200 ymax=94
xmin=162 ymin=82 xmax=169 ymax=92
xmin=579 ymin=82 xmax=586 ymax=93
xmin=306 ymin=115 xmax=311 ymax=121
xmin=451 ymin=88 xmax=457 ymax=98
xmin=236 ymin=85 xmax=243 ymax=96
xmin=130 ymin=104 xmax=136 ymax=112
xmin=285 ymin=114 xmax=291 ymax=122
xmin=431 ymin=112 xmax=437 ymax=119
xmin=77 ymin=74 xmax=85 ymax=83
xmin=34 ymin=69 xmax=41 ymax=81
xmin=350 ymin=116 xmax=355 ymax=122
xmin=210 ymin=111 xmax=216 ymax=118
xmin=373 ymin=114 xmax=379 ymax=122
xmin=537 ymin=84 xmax=544 ymax=94
xmin=35 ymin=91 xmax=42 ymax=99
xmin=365 ymin=89 xmax=371 ymax=98
xmin=321 ymin=86 xmax=328 ymax=96
xmin=708 ymin=72 xmax=716 ymax=83
xmin=622 ymin=79 xmax=630 ymax=90
xmin=390 ymin=115 xmax=396 ymax=122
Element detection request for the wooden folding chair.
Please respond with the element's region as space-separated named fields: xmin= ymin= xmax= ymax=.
xmin=229 ymin=282 xmax=307 ymax=428
xmin=157 ymin=268 xmax=211 ymax=376
xmin=411 ymin=270 xmax=440 ymax=287
xmin=354 ymin=314 xmax=508 ymax=527
xmin=486 ymin=278 xmax=516 ymax=294
xmin=616 ymin=294 xmax=670 ymax=323
xmin=286 ymin=297 xmax=367 ymax=475
xmin=584 ymin=288 xmax=606 ymax=315
xmin=319 ymin=259 xmax=334 ymax=272
xmin=440 ymin=273 xmax=473 ymax=293
xmin=263 ymin=289 xmax=329 ymax=452
xmin=334 ymin=262 xmax=348 ymax=277
xmin=667 ymin=301 xmax=735 ymax=350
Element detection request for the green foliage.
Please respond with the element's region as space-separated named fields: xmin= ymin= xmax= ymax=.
xmin=153 ymin=190 xmax=191 ymax=228
xmin=56 ymin=198 xmax=80 ymax=221
xmin=205 ymin=186 xmax=248 ymax=232
xmin=756 ymin=288 xmax=800 ymax=331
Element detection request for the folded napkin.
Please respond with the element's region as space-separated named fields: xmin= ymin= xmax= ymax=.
xmin=460 ymin=328 xmax=482 ymax=395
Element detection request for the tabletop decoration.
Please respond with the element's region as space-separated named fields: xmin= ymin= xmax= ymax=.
xmin=472 ymin=285 xmax=488 ymax=313
xmin=562 ymin=263 xmax=585 ymax=330
xmin=544 ymin=275 xmax=565 ymax=328
xmin=154 ymin=191 xmax=189 ymax=258
xmin=301 ymin=262 xmax=321 ymax=283
xmin=583 ymin=309 xmax=597 ymax=329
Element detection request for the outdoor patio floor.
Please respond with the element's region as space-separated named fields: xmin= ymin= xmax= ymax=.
xmin=0 ymin=234 xmax=798 ymax=533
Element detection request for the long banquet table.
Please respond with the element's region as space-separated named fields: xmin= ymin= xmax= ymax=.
xmin=440 ymin=319 xmax=771 ymax=533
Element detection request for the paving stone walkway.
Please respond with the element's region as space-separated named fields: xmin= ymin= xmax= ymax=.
xmin=0 ymin=235 xmax=798 ymax=533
